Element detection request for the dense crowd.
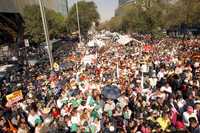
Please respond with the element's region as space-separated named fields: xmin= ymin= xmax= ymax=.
xmin=0 ymin=37 xmax=200 ymax=133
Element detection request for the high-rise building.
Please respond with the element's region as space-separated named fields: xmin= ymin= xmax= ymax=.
xmin=119 ymin=0 xmax=135 ymax=7
xmin=116 ymin=0 xmax=135 ymax=16
xmin=0 ymin=0 xmax=68 ymax=16
xmin=44 ymin=0 xmax=68 ymax=16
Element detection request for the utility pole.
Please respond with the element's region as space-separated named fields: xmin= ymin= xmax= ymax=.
xmin=76 ymin=0 xmax=82 ymax=43
xmin=38 ymin=0 xmax=54 ymax=69
xmin=66 ymin=0 xmax=69 ymax=15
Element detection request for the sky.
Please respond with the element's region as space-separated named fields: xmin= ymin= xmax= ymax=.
xmin=68 ymin=0 xmax=119 ymax=22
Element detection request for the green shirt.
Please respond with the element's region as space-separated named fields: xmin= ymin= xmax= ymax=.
xmin=123 ymin=111 xmax=129 ymax=119
xmin=70 ymin=123 xmax=78 ymax=132
xmin=84 ymin=126 xmax=90 ymax=133
xmin=91 ymin=110 xmax=99 ymax=120
xmin=89 ymin=125 xmax=96 ymax=133
xmin=108 ymin=110 xmax=112 ymax=117
xmin=70 ymin=98 xmax=82 ymax=108
xmin=87 ymin=96 xmax=95 ymax=106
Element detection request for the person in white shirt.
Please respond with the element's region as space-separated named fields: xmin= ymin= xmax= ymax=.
xmin=104 ymin=100 xmax=115 ymax=112
xmin=177 ymin=97 xmax=186 ymax=113
xmin=149 ymin=77 xmax=158 ymax=89
xmin=117 ymin=95 xmax=128 ymax=109
xmin=71 ymin=111 xmax=80 ymax=125
xmin=27 ymin=110 xmax=41 ymax=127
xmin=183 ymin=106 xmax=198 ymax=127
xmin=157 ymin=69 xmax=165 ymax=80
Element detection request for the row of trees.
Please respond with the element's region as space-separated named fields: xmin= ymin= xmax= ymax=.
xmin=103 ymin=0 xmax=200 ymax=36
xmin=23 ymin=1 xmax=99 ymax=44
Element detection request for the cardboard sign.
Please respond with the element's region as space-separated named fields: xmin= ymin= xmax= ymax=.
xmin=6 ymin=90 xmax=23 ymax=107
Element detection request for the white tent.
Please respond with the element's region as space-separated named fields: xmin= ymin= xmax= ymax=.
xmin=117 ymin=35 xmax=133 ymax=45
xmin=87 ymin=39 xmax=105 ymax=47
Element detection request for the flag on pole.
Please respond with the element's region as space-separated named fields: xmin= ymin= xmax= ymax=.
xmin=117 ymin=62 xmax=119 ymax=79
xmin=141 ymin=72 xmax=144 ymax=89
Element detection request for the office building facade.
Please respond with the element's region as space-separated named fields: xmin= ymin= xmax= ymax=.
xmin=119 ymin=0 xmax=135 ymax=7
xmin=0 ymin=0 xmax=68 ymax=16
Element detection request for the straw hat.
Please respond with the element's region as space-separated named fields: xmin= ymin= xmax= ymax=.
xmin=42 ymin=107 xmax=51 ymax=114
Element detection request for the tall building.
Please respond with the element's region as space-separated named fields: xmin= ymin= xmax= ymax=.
xmin=162 ymin=0 xmax=179 ymax=4
xmin=119 ymin=0 xmax=135 ymax=7
xmin=44 ymin=0 xmax=68 ymax=16
xmin=0 ymin=0 xmax=68 ymax=46
xmin=116 ymin=0 xmax=135 ymax=16
xmin=0 ymin=0 xmax=68 ymax=16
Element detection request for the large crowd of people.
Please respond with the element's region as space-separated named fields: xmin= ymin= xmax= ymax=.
xmin=0 ymin=36 xmax=200 ymax=133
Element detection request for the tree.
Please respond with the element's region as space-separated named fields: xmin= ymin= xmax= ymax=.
xmin=66 ymin=1 xmax=99 ymax=38
xmin=23 ymin=5 xmax=65 ymax=44
xmin=165 ymin=0 xmax=200 ymax=27
xmin=162 ymin=0 xmax=200 ymax=39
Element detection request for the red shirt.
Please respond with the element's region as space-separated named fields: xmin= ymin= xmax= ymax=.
xmin=141 ymin=126 xmax=151 ymax=133
xmin=175 ymin=121 xmax=185 ymax=129
xmin=51 ymin=110 xmax=60 ymax=118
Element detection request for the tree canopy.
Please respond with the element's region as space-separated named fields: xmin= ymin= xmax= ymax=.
xmin=23 ymin=5 xmax=65 ymax=44
xmin=66 ymin=1 xmax=100 ymax=38
xmin=104 ymin=0 xmax=200 ymax=36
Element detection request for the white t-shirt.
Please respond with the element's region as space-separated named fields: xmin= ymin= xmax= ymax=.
xmin=183 ymin=112 xmax=198 ymax=127
xmin=177 ymin=99 xmax=186 ymax=109
xmin=28 ymin=114 xmax=40 ymax=127
xmin=117 ymin=96 xmax=128 ymax=108
xmin=71 ymin=114 xmax=80 ymax=124
xmin=104 ymin=102 xmax=115 ymax=112
xmin=57 ymin=99 xmax=63 ymax=109
xmin=157 ymin=71 xmax=164 ymax=80
xmin=149 ymin=78 xmax=157 ymax=88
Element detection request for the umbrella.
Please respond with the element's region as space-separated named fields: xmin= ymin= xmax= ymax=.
xmin=102 ymin=85 xmax=120 ymax=99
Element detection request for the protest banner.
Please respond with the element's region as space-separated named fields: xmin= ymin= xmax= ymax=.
xmin=6 ymin=90 xmax=23 ymax=107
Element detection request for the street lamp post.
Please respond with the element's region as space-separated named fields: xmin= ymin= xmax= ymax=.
xmin=76 ymin=0 xmax=82 ymax=43
xmin=38 ymin=0 xmax=53 ymax=69
xmin=66 ymin=0 xmax=69 ymax=15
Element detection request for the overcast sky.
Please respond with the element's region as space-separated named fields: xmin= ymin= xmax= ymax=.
xmin=68 ymin=0 xmax=118 ymax=22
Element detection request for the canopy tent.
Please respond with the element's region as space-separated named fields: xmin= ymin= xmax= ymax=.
xmin=116 ymin=35 xmax=133 ymax=45
xmin=87 ymin=39 xmax=105 ymax=47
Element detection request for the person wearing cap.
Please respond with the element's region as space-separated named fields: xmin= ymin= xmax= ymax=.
xmin=183 ymin=106 xmax=198 ymax=127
